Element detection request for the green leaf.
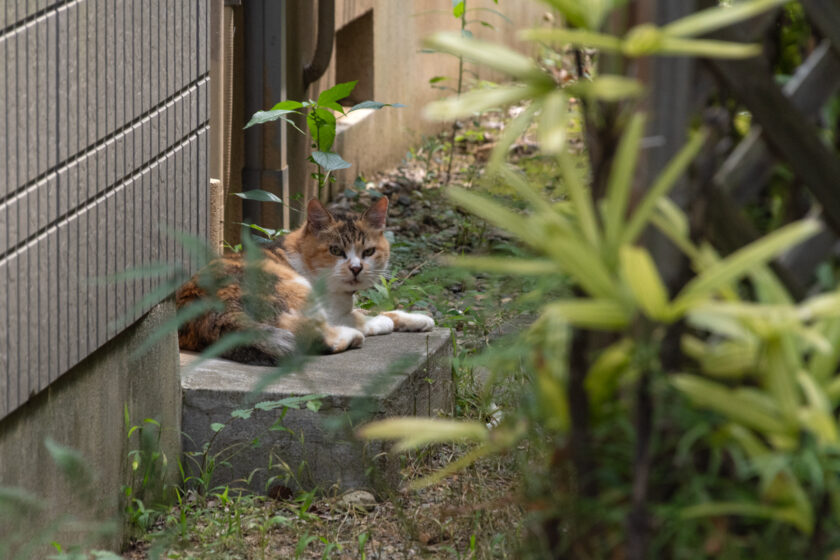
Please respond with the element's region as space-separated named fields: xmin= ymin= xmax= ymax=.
xmin=210 ymin=422 xmax=225 ymax=433
xmin=450 ymin=255 xmax=561 ymax=275
xmin=488 ymin=102 xmax=540 ymax=170
xmin=519 ymin=28 xmax=623 ymax=52
xmin=311 ymin=151 xmax=352 ymax=172
xmin=586 ymin=338 xmax=634 ymax=405
xmin=545 ymin=237 xmax=617 ymax=298
xmin=657 ymin=37 xmax=763 ymax=59
xmin=662 ymin=0 xmax=786 ymax=38
xmin=452 ymin=0 xmax=465 ymax=18
xmin=317 ymin=80 xmax=357 ymax=107
xmin=604 ymin=113 xmax=645 ymax=248
xmin=244 ymin=109 xmax=298 ymax=130
xmin=357 ymin=417 xmax=488 ymax=452
xmin=674 ymin=219 xmax=821 ymax=313
xmin=45 ymin=438 xmax=94 ymax=488
xmin=810 ymin=318 xmax=840 ymax=384
xmin=672 ymin=374 xmax=791 ymax=435
xmin=233 ymin=189 xmax=283 ymax=203
xmin=347 ymin=100 xmax=406 ymax=112
xmin=542 ymin=299 xmax=630 ymax=331
xmin=429 ymin=76 xmax=447 ymax=84
xmin=537 ymin=91 xmax=568 ymax=154
xmin=307 ymin=107 xmax=337 ymax=152
xmin=558 ymin=151 xmax=601 ymax=248
xmin=270 ymin=100 xmax=304 ymax=111
xmin=566 ymin=75 xmax=645 ymax=102
xmin=423 ymin=32 xmax=553 ymax=84
xmin=763 ymin=339 xmax=799 ymax=421
xmin=681 ymin=500 xmax=812 ymax=534
xmin=621 ymin=129 xmax=708 ymax=244
xmin=620 ymin=246 xmax=671 ymax=321
xmin=447 ymin=187 xmax=542 ymax=248
xmin=539 ymin=0 xmax=615 ymax=29
xmin=254 ymin=395 xmax=328 ymax=411
xmin=424 ymin=84 xmax=538 ymax=120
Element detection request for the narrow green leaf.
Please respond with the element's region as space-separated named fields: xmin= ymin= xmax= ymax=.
xmin=311 ymin=151 xmax=352 ymax=172
xmin=233 ymin=189 xmax=283 ymax=203
xmin=537 ymin=91 xmax=568 ymax=154
xmin=558 ymin=150 xmax=601 ymax=248
xmin=658 ymin=37 xmax=763 ymax=59
xmin=662 ymin=0 xmax=786 ymax=38
xmin=423 ymin=32 xmax=552 ymax=83
xmin=132 ymin=299 xmax=223 ymax=359
xmin=681 ymin=500 xmax=812 ymax=534
xmin=488 ymin=102 xmax=540 ymax=170
xmin=620 ymin=245 xmax=671 ymax=321
xmin=545 ymin=237 xmax=618 ymax=298
xmin=810 ymin=318 xmax=840 ymax=384
xmin=424 ymin=84 xmax=537 ymax=120
xmin=519 ymin=28 xmax=623 ymax=52
xmin=622 ymin=128 xmax=708 ymax=245
xmin=357 ymin=417 xmax=488 ymax=451
xmin=586 ymin=338 xmax=634 ymax=405
xmin=566 ymin=75 xmax=645 ymax=102
xmin=604 ymin=113 xmax=645 ymax=247
xmin=674 ymin=219 xmax=821 ymax=312
xmin=210 ymin=423 xmax=225 ymax=433
xmin=672 ymin=374 xmax=791 ymax=435
xmin=45 ymin=438 xmax=94 ymax=488
xmin=447 ymin=187 xmax=541 ymax=248
xmin=542 ymin=299 xmax=630 ymax=331
xmin=450 ymin=255 xmax=561 ymax=276
xmin=763 ymin=339 xmax=799 ymax=421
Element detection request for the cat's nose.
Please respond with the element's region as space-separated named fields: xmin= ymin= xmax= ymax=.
xmin=349 ymin=264 xmax=363 ymax=277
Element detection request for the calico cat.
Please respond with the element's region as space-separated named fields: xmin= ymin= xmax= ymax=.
xmin=176 ymin=196 xmax=434 ymax=364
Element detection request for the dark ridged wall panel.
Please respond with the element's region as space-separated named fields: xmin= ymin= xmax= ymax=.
xmin=0 ymin=0 xmax=210 ymax=420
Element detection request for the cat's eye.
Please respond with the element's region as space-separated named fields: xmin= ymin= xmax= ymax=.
xmin=362 ymin=247 xmax=376 ymax=258
xmin=329 ymin=246 xmax=345 ymax=258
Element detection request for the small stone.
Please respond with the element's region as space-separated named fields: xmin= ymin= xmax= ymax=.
xmin=397 ymin=195 xmax=412 ymax=207
xmin=339 ymin=489 xmax=377 ymax=512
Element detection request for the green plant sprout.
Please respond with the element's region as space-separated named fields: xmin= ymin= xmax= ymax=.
xmin=244 ymin=80 xmax=404 ymax=195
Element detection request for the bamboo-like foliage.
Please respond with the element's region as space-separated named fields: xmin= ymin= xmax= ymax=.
xmin=358 ymin=0 xmax=839 ymax=539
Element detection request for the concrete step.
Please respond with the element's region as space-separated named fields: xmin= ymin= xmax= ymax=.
xmin=180 ymin=328 xmax=453 ymax=494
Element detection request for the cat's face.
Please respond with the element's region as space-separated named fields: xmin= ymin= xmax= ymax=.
xmin=299 ymin=197 xmax=391 ymax=293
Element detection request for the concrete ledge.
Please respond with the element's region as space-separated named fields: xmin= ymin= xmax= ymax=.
xmin=180 ymin=328 xmax=453 ymax=494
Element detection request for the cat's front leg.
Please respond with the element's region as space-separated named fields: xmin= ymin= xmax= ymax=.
xmin=352 ymin=309 xmax=395 ymax=336
xmin=382 ymin=310 xmax=435 ymax=332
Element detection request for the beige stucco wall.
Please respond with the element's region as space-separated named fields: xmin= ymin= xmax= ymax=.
xmin=290 ymin=0 xmax=549 ymax=214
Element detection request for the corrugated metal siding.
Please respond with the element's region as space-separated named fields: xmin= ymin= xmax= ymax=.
xmin=0 ymin=0 xmax=210 ymax=420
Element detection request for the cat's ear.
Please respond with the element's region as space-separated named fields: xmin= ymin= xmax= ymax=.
xmin=306 ymin=199 xmax=334 ymax=232
xmin=363 ymin=196 xmax=389 ymax=230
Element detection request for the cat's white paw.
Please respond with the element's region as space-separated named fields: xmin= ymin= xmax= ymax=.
xmin=362 ymin=314 xmax=395 ymax=336
xmin=384 ymin=310 xmax=435 ymax=332
xmin=327 ymin=326 xmax=365 ymax=353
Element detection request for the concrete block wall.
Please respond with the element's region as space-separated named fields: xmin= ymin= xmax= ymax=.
xmin=0 ymin=0 xmax=210 ymax=420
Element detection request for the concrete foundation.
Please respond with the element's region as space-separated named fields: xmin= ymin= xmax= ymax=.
xmin=180 ymin=328 xmax=453 ymax=495
xmin=0 ymin=301 xmax=182 ymax=556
